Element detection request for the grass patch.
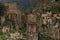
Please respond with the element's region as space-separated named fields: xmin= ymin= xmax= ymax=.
xmin=38 ymin=33 xmax=55 ymax=40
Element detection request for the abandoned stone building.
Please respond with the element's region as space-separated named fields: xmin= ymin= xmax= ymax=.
xmin=0 ymin=2 xmax=60 ymax=40
xmin=0 ymin=2 xmax=38 ymax=40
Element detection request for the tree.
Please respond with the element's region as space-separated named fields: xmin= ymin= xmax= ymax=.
xmin=0 ymin=3 xmax=6 ymax=16
xmin=0 ymin=3 xmax=6 ymax=26
xmin=0 ymin=3 xmax=6 ymax=33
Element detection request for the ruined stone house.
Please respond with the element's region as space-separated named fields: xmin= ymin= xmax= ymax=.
xmin=3 ymin=2 xmax=38 ymax=40
xmin=0 ymin=2 xmax=60 ymax=40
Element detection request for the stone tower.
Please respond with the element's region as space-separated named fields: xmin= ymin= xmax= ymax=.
xmin=4 ymin=2 xmax=24 ymax=29
xmin=26 ymin=14 xmax=38 ymax=40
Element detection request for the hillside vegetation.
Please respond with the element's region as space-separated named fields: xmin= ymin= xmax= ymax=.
xmin=26 ymin=0 xmax=60 ymax=14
